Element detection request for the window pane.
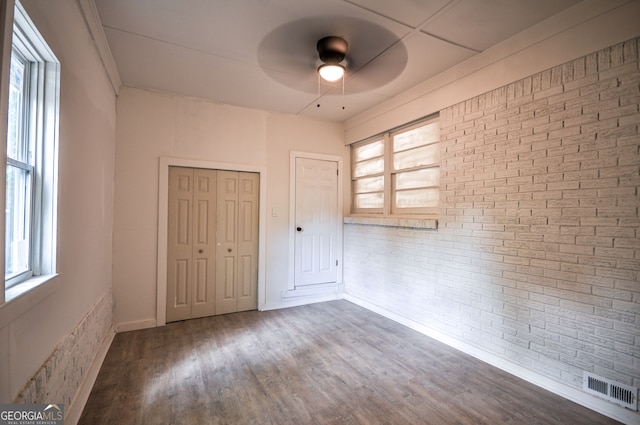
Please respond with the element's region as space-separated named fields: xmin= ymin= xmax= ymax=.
xmin=7 ymin=53 xmax=26 ymax=162
xmin=395 ymin=167 xmax=439 ymax=190
xmin=354 ymin=192 xmax=384 ymax=209
xmin=395 ymin=188 xmax=439 ymax=209
xmin=5 ymin=164 xmax=32 ymax=280
xmin=353 ymin=156 xmax=384 ymax=178
xmin=353 ymin=139 xmax=384 ymax=162
xmin=394 ymin=143 xmax=439 ymax=170
xmin=393 ymin=122 xmax=439 ymax=152
xmin=354 ymin=175 xmax=384 ymax=194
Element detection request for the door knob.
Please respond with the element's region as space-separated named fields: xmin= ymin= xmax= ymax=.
xmin=296 ymin=226 xmax=302 ymax=232
xmin=198 ymin=249 xmax=203 ymax=254
xmin=228 ymin=248 xmax=232 ymax=253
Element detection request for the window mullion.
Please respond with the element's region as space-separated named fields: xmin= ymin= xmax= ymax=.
xmin=383 ymin=132 xmax=392 ymax=215
xmin=6 ymin=157 xmax=32 ymax=172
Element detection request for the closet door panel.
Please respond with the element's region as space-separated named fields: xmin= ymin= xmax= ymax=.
xmin=167 ymin=167 xmax=194 ymax=322
xmin=216 ymin=171 xmax=239 ymax=315
xmin=237 ymin=172 xmax=259 ymax=312
xmin=191 ymin=169 xmax=217 ymax=319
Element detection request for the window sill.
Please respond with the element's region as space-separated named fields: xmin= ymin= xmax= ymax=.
xmin=0 ymin=274 xmax=59 ymax=328
xmin=345 ymin=215 xmax=438 ymax=229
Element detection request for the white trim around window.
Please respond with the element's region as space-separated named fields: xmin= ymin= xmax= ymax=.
xmin=1 ymin=0 xmax=60 ymax=305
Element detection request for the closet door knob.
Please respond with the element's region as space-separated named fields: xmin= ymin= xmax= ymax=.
xmin=296 ymin=227 xmax=302 ymax=232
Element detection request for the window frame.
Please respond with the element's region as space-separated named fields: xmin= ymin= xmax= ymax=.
xmin=2 ymin=0 xmax=60 ymax=301
xmin=351 ymin=114 xmax=440 ymax=217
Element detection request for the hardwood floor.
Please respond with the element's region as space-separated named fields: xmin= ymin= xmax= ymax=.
xmin=79 ymin=301 xmax=621 ymax=424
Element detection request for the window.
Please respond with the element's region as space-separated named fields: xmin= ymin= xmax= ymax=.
xmin=6 ymin=51 xmax=32 ymax=284
xmin=351 ymin=115 xmax=440 ymax=216
xmin=3 ymin=1 xmax=59 ymax=298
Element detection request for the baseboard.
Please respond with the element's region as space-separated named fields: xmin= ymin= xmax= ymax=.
xmin=64 ymin=325 xmax=115 ymax=425
xmin=115 ymin=318 xmax=156 ymax=333
xmin=344 ymin=295 xmax=638 ymax=425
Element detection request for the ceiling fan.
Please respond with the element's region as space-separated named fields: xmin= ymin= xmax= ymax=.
xmin=316 ymin=36 xmax=348 ymax=82
xmin=257 ymin=16 xmax=408 ymax=95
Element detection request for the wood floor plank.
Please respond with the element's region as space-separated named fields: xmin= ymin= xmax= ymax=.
xmin=78 ymin=301 xmax=622 ymax=425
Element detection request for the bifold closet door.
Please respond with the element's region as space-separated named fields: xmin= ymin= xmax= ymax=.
xmin=215 ymin=171 xmax=259 ymax=315
xmin=166 ymin=167 xmax=217 ymax=322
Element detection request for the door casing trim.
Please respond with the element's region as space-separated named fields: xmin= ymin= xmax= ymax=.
xmin=157 ymin=157 xmax=267 ymax=326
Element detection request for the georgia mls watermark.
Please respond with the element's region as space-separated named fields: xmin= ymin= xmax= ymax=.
xmin=0 ymin=404 xmax=64 ymax=425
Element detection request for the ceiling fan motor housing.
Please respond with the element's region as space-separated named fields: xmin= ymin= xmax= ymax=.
xmin=317 ymin=36 xmax=348 ymax=64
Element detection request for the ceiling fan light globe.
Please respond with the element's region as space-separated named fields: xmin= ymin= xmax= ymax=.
xmin=318 ymin=64 xmax=345 ymax=82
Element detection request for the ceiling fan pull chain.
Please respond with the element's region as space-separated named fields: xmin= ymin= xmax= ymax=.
xmin=342 ymin=74 xmax=345 ymax=110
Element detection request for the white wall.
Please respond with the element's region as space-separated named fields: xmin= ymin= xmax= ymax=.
xmin=112 ymin=87 xmax=348 ymax=329
xmin=0 ymin=0 xmax=116 ymax=404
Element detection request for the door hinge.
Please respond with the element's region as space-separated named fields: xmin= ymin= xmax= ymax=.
xmin=337 ymin=169 xmax=339 ymax=176
xmin=336 ymin=260 xmax=338 ymax=266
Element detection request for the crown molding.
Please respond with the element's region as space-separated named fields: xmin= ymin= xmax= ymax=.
xmin=76 ymin=0 xmax=120 ymax=95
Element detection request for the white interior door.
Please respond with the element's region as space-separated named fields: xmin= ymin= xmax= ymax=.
xmin=294 ymin=157 xmax=339 ymax=287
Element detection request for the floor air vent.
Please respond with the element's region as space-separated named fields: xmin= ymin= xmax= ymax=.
xmin=583 ymin=372 xmax=638 ymax=411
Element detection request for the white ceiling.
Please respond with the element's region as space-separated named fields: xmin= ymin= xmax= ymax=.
xmin=94 ymin=0 xmax=582 ymax=122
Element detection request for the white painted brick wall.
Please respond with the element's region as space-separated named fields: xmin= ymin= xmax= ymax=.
xmin=345 ymin=38 xmax=639 ymax=409
xmin=14 ymin=290 xmax=113 ymax=408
